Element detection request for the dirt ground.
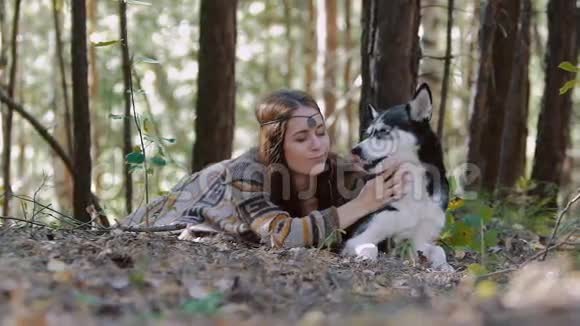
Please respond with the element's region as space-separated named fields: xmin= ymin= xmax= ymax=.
xmin=1 ymin=227 xmax=580 ymax=325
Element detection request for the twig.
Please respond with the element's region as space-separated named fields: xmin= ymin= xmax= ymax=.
xmin=541 ymin=188 xmax=580 ymax=261
xmin=12 ymin=194 xmax=77 ymax=225
xmin=117 ymin=223 xmax=187 ymax=233
xmin=477 ymin=267 xmax=518 ymax=279
xmin=478 ymin=229 xmax=578 ymax=280
xmin=0 ymin=216 xmax=51 ymax=228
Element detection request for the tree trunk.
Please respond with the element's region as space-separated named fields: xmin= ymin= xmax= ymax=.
xmin=304 ymin=0 xmax=317 ymax=94
xmin=343 ymin=0 xmax=354 ymax=149
xmin=52 ymin=0 xmax=73 ymax=214
xmin=192 ymin=0 xmax=237 ymax=172
xmin=497 ymin=0 xmax=531 ymax=190
xmin=0 ymin=0 xmax=8 ymax=78
xmin=1 ymin=0 xmax=21 ymax=219
xmin=87 ymin=0 xmax=103 ymax=194
xmin=359 ymin=0 xmax=421 ymax=138
xmin=119 ymin=0 xmax=133 ymax=214
xmin=467 ymin=0 xmax=520 ymax=193
xmin=531 ymin=0 xmax=577 ymax=204
xmin=52 ymin=0 xmax=72 ymax=156
xmin=436 ymin=0 xmax=454 ymax=140
xmin=324 ymin=0 xmax=338 ymax=143
xmin=283 ymin=0 xmax=293 ymax=88
xmin=71 ymin=0 xmax=92 ymax=223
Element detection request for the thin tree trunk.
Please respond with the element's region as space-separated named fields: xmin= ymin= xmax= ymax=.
xmin=119 ymin=0 xmax=133 ymax=214
xmin=262 ymin=1 xmax=272 ymax=86
xmin=359 ymin=0 xmax=421 ymax=138
xmin=466 ymin=0 xmax=502 ymax=189
xmin=88 ymin=0 xmax=103 ymax=194
xmin=436 ymin=0 xmax=454 ymax=140
xmin=343 ymin=0 xmax=354 ymax=149
xmin=0 ymin=0 xmax=7 ymax=79
xmin=531 ymin=0 xmax=577 ymax=205
xmin=52 ymin=0 xmax=72 ymax=157
xmin=1 ymin=0 xmax=21 ymax=219
xmin=71 ymin=0 xmax=92 ymax=223
xmin=497 ymin=0 xmax=531 ymax=190
xmin=324 ymin=0 xmax=337 ymax=143
xmin=192 ymin=0 xmax=237 ymax=172
xmin=283 ymin=0 xmax=293 ymax=88
xmin=304 ymin=0 xmax=317 ymax=94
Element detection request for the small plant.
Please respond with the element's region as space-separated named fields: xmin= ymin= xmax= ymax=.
xmin=109 ymin=113 xmax=175 ymax=175
xmin=558 ymin=61 xmax=579 ymax=94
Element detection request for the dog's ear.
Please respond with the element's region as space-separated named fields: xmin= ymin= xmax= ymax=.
xmin=409 ymin=83 xmax=433 ymax=122
xmin=367 ymin=104 xmax=379 ymax=120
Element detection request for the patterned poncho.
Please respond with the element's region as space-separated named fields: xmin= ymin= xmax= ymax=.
xmin=124 ymin=147 xmax=365 ymax=248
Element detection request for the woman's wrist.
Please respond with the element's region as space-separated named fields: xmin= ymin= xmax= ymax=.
xmin=336 ymin=199 xmax=369 ymax=229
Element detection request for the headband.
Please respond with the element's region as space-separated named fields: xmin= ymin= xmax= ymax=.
xmin=259 ymin=112 xmax=324 ymax=128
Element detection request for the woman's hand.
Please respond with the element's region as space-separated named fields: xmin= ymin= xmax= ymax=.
xmin=337 ymin=160 xmax=407 ymax=229
xmin=354 ymin=161 xmax=406 ymax=214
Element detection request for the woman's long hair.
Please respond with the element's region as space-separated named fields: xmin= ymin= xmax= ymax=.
xmin=255 ymin=90 xmax=341 ymax=216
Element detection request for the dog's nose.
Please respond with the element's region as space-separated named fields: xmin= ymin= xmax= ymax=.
xmin=351 ymin=147 xmax=362 ymax=156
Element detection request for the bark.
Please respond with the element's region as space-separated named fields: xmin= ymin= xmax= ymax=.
xmin=71 ymin=0 xmax=92 ymax=223
xmin=497 ymin=0 xmax=531 ymax=190
xmin=359 ymin=0 xmax=421 ymax=138
xmin=283 ymin=0 xmax=293 ymax=88
xmin=531 ymin=0 xmax=578 ymax=204
xmin=192 ymin=0 xmax=237 ymax=172
xmin=467 ymin=0 xmax=520 ymax=192
xmin=1 ymin=0 xmax=21 ymax=218
xmin=343 ymin=0 xmax=354 ymax=149
xmin=324 ymin=0 xmax=338 ymax=143
xmin=52 ymin=0 xmax=73 ymax=213
xmin=436 ymin=0 xmax=454 ymax=139
xmin=88 ymin=0 xmax=103 ymax=193
xmin=304 ymin=0 xmax=317 ymax=94
xmin=119 ymin=0 xmax=133 ymax=214
xmin=52 ymin=0 xmax=72 ymax=156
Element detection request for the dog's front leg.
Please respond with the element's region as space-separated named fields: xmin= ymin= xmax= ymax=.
xmin=342 ymin=217 xmax=391 ymax=260
xmin=414 ymin=242 xmax=454 ymax=272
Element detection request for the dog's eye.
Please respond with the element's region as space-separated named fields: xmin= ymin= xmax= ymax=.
xmin=377 ymin=128 xmax=391 ymax=137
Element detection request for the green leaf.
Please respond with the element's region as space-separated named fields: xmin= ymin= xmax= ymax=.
xmin=558 ymin=61 xmax=579 ymax=73
xmin=92 ymin=39 xmax=120 ymax=47
xmin=126 ymin=0 xmax=152 ymax=6
xmin=467 ymin=263 xmax=488 ymax=277
xmin=463 ymin=214 xmax=482 ymax=228
xmin=182 ymin=292 xmax=223 ymax=316
xmin=479 ymin=205 xmax=494 ymax=223
xmin=138 ymin=56 xmax=160 ymax=64
xmin=150 ymin=155 xmax=167 ymax=167
xmin=484 ymin=230 xmax=499 ymax=247
xmin=126 ymin=152 xmax=145 ymax=164
xmin=559 ymin=80 xmax=579 ymax=95
xmin=446 ymin=221 xmax=475 ymax=247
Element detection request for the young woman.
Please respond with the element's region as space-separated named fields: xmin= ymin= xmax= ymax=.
xmin=125 ymin=90 xmax=406 ymax=249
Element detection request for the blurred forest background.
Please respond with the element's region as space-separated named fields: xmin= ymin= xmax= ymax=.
xmin=0 ymin=0 xmax=578 ymax=224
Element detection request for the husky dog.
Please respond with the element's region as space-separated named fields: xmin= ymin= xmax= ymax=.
xmin=344 ymin=83 xmax=452 ymax=272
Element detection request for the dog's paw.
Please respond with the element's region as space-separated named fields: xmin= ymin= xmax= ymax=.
xmin=177 ymin=228 xmax=195 ymax=241
xmin=354 ymin=243 xmax=379 ymax=261
xmin=432 ymin=262 xmax=455 ymax=273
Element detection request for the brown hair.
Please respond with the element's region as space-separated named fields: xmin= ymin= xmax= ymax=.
xmin=255 ymin=90 xmax=340 ymax=216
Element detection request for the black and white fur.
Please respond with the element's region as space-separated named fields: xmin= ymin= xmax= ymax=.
xmin=343 ymin=84 xmax=452 ymax=271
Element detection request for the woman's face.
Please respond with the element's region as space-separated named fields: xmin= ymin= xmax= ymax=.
xmin=283 ymin=106 xmax=330 ymax=176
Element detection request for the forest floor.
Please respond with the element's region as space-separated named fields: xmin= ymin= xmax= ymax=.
xmin=1 ymin=228 xmax=580 ymax=325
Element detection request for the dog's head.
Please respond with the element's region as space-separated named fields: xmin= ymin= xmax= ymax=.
xmin=352 ymin=83 xmax=436 ymax=173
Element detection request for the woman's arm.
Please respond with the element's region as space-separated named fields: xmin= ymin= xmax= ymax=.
xmin=232 ymin=161 xmax=404 ymax=249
